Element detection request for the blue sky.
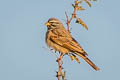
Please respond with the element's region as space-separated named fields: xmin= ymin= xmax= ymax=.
xmin=0 ymin=0 xmax=120 ymax=80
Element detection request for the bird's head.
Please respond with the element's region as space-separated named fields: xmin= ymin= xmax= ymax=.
xmin=45 ymin=18 xmax=63 ymax=29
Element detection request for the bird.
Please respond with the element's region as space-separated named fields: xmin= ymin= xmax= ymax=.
xmin=45 ymin=18 xmax=100 ymax=71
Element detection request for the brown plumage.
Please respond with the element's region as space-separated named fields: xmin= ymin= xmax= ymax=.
xmin=45 ymin=18 xmax=100 ymax=71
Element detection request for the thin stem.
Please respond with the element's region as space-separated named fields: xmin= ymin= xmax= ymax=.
xmin=65 ymin=0 xmax=79 ymax=32
xmin=56 ymin=53 xmax=65 ymax=80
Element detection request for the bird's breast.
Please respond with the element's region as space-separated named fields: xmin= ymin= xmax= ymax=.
xmin=45 ymin=31 xmax=70 ymax=54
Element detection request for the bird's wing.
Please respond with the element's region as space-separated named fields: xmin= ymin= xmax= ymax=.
xmin=50 ymin=28 xmax=87 ymax=55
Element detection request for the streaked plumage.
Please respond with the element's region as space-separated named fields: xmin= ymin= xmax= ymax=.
xmin=45 ymin=18 xmax=100 ymax=71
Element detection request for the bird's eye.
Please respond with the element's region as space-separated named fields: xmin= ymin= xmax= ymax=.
xmin=50 ymin=22 xmax=59 ymax=26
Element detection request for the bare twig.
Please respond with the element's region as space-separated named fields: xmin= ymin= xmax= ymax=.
xmin=65 ymin=12 xmax=69 ymax=31
xmin=65 ymin=0 xmax=79 ymax=32
xmin=56 ymin=53 xmax=65 ymax=80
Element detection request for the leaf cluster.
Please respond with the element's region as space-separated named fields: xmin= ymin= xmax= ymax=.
xmin=70 ymin=0 xmax=97 ymax=30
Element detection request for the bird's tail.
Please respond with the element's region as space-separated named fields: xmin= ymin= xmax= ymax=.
xmin=75 ymin=52 xmax=100 ymax=71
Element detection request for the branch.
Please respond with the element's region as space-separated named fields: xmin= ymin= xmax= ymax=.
xmin=65 ymin=0 xmax=79 ymax=32
xmin=56 ymin=53 xmax=66 ymax=80
xmin=65 ymin=0 xmax=96 ymax=31
xmin=55 ymin=0 xmax=97 ymax=80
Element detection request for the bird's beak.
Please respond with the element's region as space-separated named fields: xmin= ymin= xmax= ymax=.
xmin=45 ymin=22 xmax=51 ymax=27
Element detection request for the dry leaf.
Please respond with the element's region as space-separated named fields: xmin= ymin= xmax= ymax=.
xmin=78 ymin=1 xmax=83 ymax=4
xmin=72 ymin=4 xmax=75 ymax=8
xmin=75 ymin=0 xmax=80 ymax=5
xmin=62 ymin=71 xmax=66 ymax=80
xmin=70 ymin=55 xmax=75 ymax=61
xmin=77 ymin=6 xmax=85 ymax=11
xmin=76 ymin=18 xmax=88 ymax=30
xmin=70 ymin=54 xmax=80 ymax=63
xmin=84 ymin=0 xmax=92 ymax=7
xmin=74 ymin=55 xmax=80 ymax=63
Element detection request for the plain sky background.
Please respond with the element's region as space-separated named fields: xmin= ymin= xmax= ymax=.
xmin=0 ymin=0 xmax=120 ymax=80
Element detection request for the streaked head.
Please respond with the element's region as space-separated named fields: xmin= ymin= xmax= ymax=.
xmin=45 ymin=18 xmax=62 ymax=29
